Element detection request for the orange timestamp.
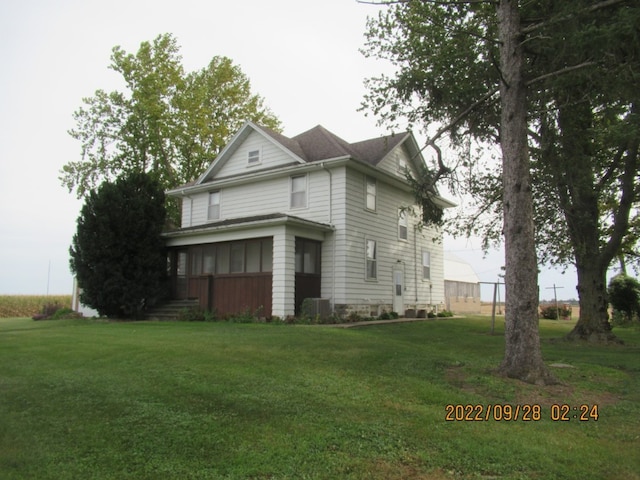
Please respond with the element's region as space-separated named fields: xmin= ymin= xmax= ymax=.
xmin=445 ymin=403 xmax=599 ymax=422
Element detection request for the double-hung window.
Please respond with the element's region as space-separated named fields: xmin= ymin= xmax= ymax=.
xmin=365 ymin=176 xmax=377 ymax=211
xmin=398 ymin=209 xmax=408 ymax=241
xmin=422 ymin=250 xmax=431 ymax=280
xmin=208 ymin=191 xmax=220 ymax=220
xmin=290 ymin=175 xmax=307 ymax=209
xmin=366 ymin=239 xmax=377 ymax=280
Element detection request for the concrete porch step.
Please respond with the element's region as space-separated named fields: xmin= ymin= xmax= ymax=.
xmin=146 ymin=299 xmax=199 ymax=320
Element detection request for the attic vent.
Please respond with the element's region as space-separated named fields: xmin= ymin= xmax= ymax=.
xmin=247 ymin=149 xmax=261 ymax=164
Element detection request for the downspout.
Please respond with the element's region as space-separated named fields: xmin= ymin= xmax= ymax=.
xmin=321 ymin=163 xmax=336 ymax=312
xmin=414 ymin=225 xmax=419 ymax=305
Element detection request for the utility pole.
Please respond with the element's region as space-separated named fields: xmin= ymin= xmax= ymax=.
xmin=545 ymin=284 xmax=564 ymax=319
xmin=46 ymin=260 xmax=51 ymax=297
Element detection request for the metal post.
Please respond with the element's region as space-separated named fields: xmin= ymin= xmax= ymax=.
xmin=491 ymin=282 xmax=498 ymax=335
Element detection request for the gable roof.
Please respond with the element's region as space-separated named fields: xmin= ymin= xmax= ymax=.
xmin=444 ymin=252 xmax=481 ymax=284
xmin=290 ymin=125 xmax=411 ymax=166
xmin=183 ymin=121 xmax=422 ymax=190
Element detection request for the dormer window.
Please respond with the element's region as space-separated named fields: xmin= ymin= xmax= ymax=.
xmin=247 ymin=148 xmax=261 ymax=165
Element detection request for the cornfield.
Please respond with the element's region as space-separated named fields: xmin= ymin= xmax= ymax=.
xmin=0 ymin=295 xmax=72 ymax=318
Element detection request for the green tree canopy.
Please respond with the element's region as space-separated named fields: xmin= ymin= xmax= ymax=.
xmin=608 ymin=274 xmax=640 ymax=323
xmin=70 ymin=172 xmax=167 ymax=319
xmin=361 ymin=0 xmax=640 ymax=341
xmin=62 ymin=33 xmax=281 ymax=224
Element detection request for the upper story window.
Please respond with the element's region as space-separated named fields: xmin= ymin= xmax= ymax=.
xmin=422 ymin=250 xmax=431 ymax=280
xmin=398 ymin=209 xmax=408 ymax=241
xmin=398 ymin=157 xmax=408 ymax=175
xmin=208 ymin=191 xmax=220 ymax=220
xmin=290 ymin=175 xmax=307 ymax=209
xmin=366 ymin=239 xmax=377 ymax=280
xmin=247 ymin=148 xmax=261 ymax=165
xmin=365 ymin=176 xmax=377 ymax=211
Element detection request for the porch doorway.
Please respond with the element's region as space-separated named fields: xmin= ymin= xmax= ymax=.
xmin=294 ymin=237 xmax=321 ymax=314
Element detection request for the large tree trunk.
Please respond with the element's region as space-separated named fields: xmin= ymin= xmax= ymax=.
xmin=496 ymin=0 xmax=556 ymax=384
xmin=568 ymin=257 xmax=618 ymax=341
xmin=552 ymin=92 xmax=621 ymax=342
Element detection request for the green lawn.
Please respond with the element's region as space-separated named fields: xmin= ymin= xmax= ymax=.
xmin=1 ymin=317 xmax=638 ymax=479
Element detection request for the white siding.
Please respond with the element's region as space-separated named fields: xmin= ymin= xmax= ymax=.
xmin=331 ymin=166 xmax=445 ymax=311
xmin=272 ymin=228 xmax=295 ymax=317
xmin=215 ymin=130 xmax=298 ymax=179
xmin=187 ymin=168 xmax=333 ymax=227
xmin=180 ymin=197 xmax=192 ymax=228
xmin=375 ymin=145 xmax=417 ymax=180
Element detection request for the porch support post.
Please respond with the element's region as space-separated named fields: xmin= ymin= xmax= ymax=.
xmin=272 ymin=228 xmax=295 ymax=318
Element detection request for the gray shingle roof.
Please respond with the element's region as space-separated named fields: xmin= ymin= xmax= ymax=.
xmin=262 ymin=124 xmax=409 ymax=165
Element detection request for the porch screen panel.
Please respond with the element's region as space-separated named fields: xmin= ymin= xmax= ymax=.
xmin=295 ymin=238 xmax=321 ymax=274
xmin=230 ymin=243 xmax=245 ymax=273
xmin=245 ymin=241 xmax=261 ymax=273
xmin=216 ymin=244 xmax=230 ymax=274
xmin=304 ymin=241 xmax=318 ymax=274
xmin=190 ymin=248 xmax=202 ymax=275
xmin=203 ymin=245 xmax=216 ymax=274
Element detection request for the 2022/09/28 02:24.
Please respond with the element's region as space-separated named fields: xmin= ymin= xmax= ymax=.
xmin=445 ymin=404 xmax=599 ymax=422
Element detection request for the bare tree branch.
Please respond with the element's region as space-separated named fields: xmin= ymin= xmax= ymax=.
xmin=525 ymin=61 xmax=598 ymax=85
xmin=521 ymin=0 xmax=627 ymax=34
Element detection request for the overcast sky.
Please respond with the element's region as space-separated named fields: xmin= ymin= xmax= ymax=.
xmin=0 ymin=0 xmax=581 ymax=300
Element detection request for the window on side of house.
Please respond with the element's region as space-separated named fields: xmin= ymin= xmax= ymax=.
xmin=365 ymin=176 xmax=377 ymax=211
xmin=366 ymin=239 xmax=377 ymax=280
xmin=398 ymin=209 xmax=408 ymax=241
xmin=247 ymin=148 xmax=261 ymax=165
xmin=208 ymin=191 xmax=220 ymax=221
xmin=398 ymin=157 xmax=407 ymax=175
xmin=422 ymin=250 xmax=431 ymax=280
xmin=290 ymin=175 xmax=307 ymax=209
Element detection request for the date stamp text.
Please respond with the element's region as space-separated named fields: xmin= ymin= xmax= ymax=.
xmin=445 ymin=404 xmax=599 ymax=422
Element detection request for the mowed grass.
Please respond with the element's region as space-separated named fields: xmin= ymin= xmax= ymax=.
xmin=0 ymin=317 xmax=638 ymax=480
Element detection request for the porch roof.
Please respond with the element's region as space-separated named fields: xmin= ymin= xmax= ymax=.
xmin=163 ymin=213 xmax=334 ymax=239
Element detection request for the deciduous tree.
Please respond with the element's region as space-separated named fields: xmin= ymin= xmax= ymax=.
xmin=62 ymin=33 xmax=281 ymax=224
xmin=361 ymin=0 xmax=639 ymax=345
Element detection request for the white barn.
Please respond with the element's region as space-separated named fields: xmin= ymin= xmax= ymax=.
xmin=444 ymin=252 xmax=482 ymax=314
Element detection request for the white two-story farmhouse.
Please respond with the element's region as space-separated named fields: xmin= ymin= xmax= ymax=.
xmin=163 ymin=121 xmax=454 ymax=319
